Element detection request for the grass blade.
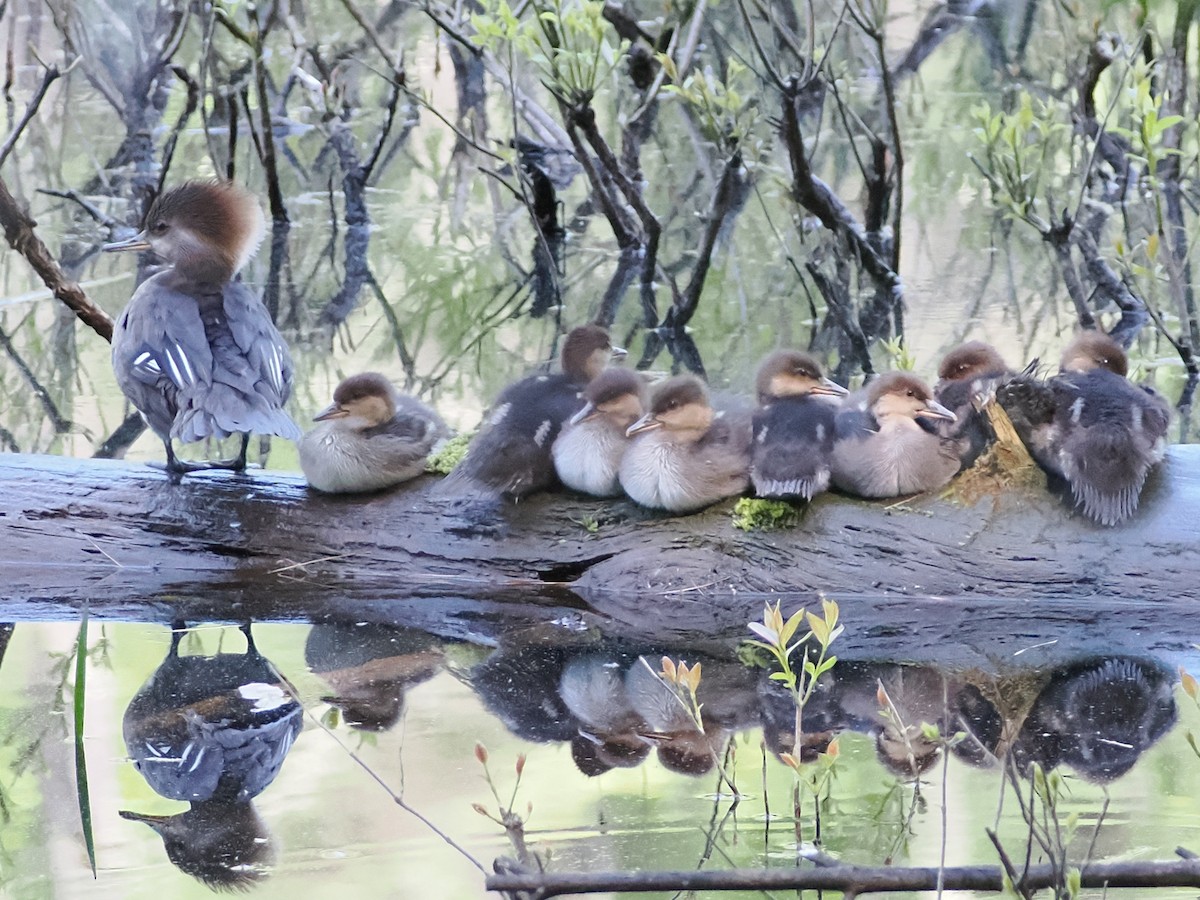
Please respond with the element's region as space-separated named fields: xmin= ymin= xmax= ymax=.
xmin=73 ymin=607 xmax=96 ymax=878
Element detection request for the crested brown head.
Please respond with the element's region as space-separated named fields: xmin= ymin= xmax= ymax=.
xmin=627 ymin=374 xmax=713 ymax=437
xmin=141 ymin=181 xmax=266 ymax=281
xmin=584 ymin=367 xmax=644 ymax=405
xmin=332 ymin=372 xmax=397 ymax=407
xmin=649 ymin=374 xmax=710 ymax=415
xmin=1060 ymin=331 xmax=1129 ymax=377
xmin=937 ymin=341 xmax=1009 ymax=383
xmin=561 ymin=324 xmax=620 ymax=382
xmin=755 ymin=350 xmax=846 ymax=403
xmin=315 ymin=372 xmax=398 ymax=426
xmin=867 ymin=372 xmax=957 ymax=422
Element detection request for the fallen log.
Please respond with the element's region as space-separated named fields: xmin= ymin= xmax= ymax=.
xmin=1 ymin=449 xmax=1199 ymax=654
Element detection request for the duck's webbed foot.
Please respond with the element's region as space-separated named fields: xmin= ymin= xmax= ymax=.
xmin=154 ymin=436 xmax=253 ymax=480
xmin=206 ymin=435 xmax=252 ymax=472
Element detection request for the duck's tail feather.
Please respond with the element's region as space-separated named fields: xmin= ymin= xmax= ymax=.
xmin=1061 ymin=428 xmax=1150 ymax=525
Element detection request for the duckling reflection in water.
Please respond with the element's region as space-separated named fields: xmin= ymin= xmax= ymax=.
xmin=299 ymin=373 xmax=449 ymax=494
xmin=439 ymin=324 xmax=625 ymax=500
xmin=619 ymin=375 xmax=752 ymax=513
xmin=1000 ymin=331 xmax=1171 ymax=525
xmin=830 ymin=372 xmax=961 ymax=498
xmin=750 ymin=350 xmax=848 ymax=500
xmin=1012 ymin=657 xmax=1176 ymax=782
xmin=105 ymin=181 xmax=300 ymax=476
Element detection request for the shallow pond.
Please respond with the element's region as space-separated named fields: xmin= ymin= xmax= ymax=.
xmin=3 ymin=604 xmax=1200 ymax=898
xmin=3 ymin=0 xmax=1200 ymax=897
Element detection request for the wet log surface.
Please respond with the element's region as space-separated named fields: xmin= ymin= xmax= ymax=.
xmin=2 ymin=450 xmax=1199 ymax=662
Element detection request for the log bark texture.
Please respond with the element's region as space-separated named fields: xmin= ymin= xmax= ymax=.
xmin=2 ymin=450 xmax=1198 ymax=656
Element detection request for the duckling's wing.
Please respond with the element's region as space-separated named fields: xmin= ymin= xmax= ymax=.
xmin=694 ymin=410 xmax=753 ymax=496
xmin=832 ymin=405 xmax=879 ymax=441
xmin=361 ymin=400 xmax=449 ymax=458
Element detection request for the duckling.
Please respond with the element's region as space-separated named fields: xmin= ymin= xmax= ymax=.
xmin=830 ymin=372 xmax=960 ymax=498
xmin=751 ymin=350 xmax=848 ymax=500
xmin=934 ymin=341 xmax=1013 ymax=471
xmin=298 ymin=373 xmax=449 ymax=494
xmin=1000 ymin=331 xmax=1170 ymax=526
xmin=619 ymin=375 xmax=752 ymax=513
xmin=105 ymin=180 xmax=300 ymax=476
xmin=552 ymin=367 xmax=646 ymax=497
xmin=439 ymin=325 xmax=624 ymax=498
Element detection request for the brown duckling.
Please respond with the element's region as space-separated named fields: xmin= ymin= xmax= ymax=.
xmin=298 ymin=373 xmax=448 ymax=494
xmin=830 ymin=372 xmax=960 ymax=498
xmin=552 ymin=367 xmax=646 ymax=497
xmin=934 ymin=341 xmax=1014 ymax=471
xmin=751 ymin=350 xmax=848 ymax=500
xmin=619 ymin=375 xmax=752 ymax=513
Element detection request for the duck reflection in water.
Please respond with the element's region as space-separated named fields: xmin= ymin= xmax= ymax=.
xmin=761 ymin=661 xmax=963 ymax=778
xmin=561 ymin=649 xmax=759 ymax=777
xmin=305 ymin=622 xmax=444 ymax=731
xmin=120 ymin=624 xmax=303 ymax=890
xmin=1010 ymin=657 xmax=1177 ymax=782
xmin=472 ymin=635 xmax=1179 ymax=789
xmin=558 ymin=653 xmax=652 ymax=776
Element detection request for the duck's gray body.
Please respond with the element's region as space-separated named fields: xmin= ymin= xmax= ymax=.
xmin=112 ymin=262 xmax=299 ymax=447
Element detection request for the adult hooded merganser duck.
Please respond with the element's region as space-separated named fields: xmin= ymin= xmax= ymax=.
xmin=105 ymin=181 xmax=300 ymax=476
xmin=619 ymin=374 xmax=752 ymax=513
xmin=552 ymin=367 xmax=646 ymax=497
xmin=830 ymin=372 xmax=960 ymax=498
xmin=122 ymin=624 xmax=303 ymax=806
xmin=999 ymin=331 xmax=1170 ymax=526
xmin=298 ymin=372 xmax=449 ymax=494
xmin=750 ymin=350 xmax=848 ymax=500
xmin=934 ymin=341 xmax=1013 ymax=471
xmin=439 ymin=324 xmax=624 ymax=499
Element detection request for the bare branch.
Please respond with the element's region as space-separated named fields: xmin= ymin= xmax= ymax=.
xmin=0 ymin=175 xmax=113 ymax=342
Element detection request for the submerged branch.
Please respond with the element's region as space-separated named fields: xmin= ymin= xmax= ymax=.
xmin=487 ymin=857 xmax=1200 ymax=896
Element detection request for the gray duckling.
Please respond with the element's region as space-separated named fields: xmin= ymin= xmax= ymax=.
xmin=1000 ymin=331 xmax=1170 ymax=526
xmin=105 ymin=181 xmax=300 ymax=475
xmin=830 ymin=371 xmax=960 ymax=498
xmin=619 ymin=375 xmax=752 ymax=513
xmin=751 ymin=349 xmax=848 ymax=500
xmin=299 ymin=373 xmax=449 ymax=494
xmin=552 ymin=367 xmax=646 ymax=497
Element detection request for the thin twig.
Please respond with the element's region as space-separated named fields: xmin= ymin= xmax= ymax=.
xmin=0 ymin=59 xmax=76 ymax=168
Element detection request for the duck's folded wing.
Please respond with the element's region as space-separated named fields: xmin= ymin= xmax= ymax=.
xmin=222 ymin=281 xmax=295 ymax=407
